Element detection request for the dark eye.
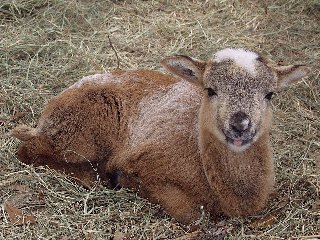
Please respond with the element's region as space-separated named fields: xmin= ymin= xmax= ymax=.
xmin=265 ymin=92 xmax=274 ymax=100
xmin=205 ymin=88 xmax=217 ymax=97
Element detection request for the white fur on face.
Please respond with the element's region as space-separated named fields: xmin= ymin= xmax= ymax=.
xmin=214 ymin=48 xmax=259 ymax=75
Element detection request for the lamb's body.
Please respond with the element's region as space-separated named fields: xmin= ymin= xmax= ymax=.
xmin=12 ymin=49 xmax=309 ymax=224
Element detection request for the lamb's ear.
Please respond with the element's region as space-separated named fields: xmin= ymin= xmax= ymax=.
xmin=274 ymin=65 xmax=311 ymax=90
xmin=161 ymin=55 xmax=206 ymax=87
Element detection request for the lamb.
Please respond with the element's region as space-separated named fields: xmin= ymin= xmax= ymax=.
xmin=11 ymin=48 xmax=310 ymax=224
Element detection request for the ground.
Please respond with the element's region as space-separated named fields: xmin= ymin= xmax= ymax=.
xmin=0 ymin=0 xmax=319 ymax=239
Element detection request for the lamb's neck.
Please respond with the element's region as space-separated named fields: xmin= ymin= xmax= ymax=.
xmin=200 ymin=130 xmax=272 ymax=168
xmin=199 ymin=130 xmax=275 ymax=216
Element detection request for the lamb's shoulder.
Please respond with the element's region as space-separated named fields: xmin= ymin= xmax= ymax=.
xmin=128 ymin=79 xmax=202 ymax=148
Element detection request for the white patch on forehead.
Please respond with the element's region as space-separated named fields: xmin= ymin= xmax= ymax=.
xmin=214 ymin=48 xmax=258 ymax=75
xmin=128 ymin=81 xmax=200 ymax=148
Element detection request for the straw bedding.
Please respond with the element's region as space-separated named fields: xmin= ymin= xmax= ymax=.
xmin=0 ymin=0 xmax=319 ymax=239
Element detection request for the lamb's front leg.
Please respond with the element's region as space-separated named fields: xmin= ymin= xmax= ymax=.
xmin=145 ymin=181 xmax=203 ymax=225
xmin=109 ymin=170 xmax=202 ymax=224
xmin=106 ymin=146 xmax=206 ymax=224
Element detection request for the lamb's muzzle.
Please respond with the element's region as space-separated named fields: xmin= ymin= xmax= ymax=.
xmin=226 ymin=111 xmax=253 ymax=147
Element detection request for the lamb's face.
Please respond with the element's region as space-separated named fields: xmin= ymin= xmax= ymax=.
xmin=161 ymin=48 xmax=310 ymax=153
xmin=202 ymin=59 xmax=276 ymax=152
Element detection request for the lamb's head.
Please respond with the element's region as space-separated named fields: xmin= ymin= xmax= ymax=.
xmin=161 ymin=48 xmax=310 ymax=152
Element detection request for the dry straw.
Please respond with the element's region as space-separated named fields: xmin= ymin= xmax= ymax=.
xmin=0 ymin=0 xmax=319 ymax=239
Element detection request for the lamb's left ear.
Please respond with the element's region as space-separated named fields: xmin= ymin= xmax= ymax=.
xmin=274 ymin=65 xmax=311 ymax=90
xmin=161 ymin=55 xmax=206 ymax=87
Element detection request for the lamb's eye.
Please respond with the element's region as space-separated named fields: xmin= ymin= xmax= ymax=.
xmin=205 ymin=88 xmax=217 ymax=97
xmin=265 ymin=92 xmax=274 ymax=100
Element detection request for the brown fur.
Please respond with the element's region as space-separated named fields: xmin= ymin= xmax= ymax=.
xmin=11 ymin=49 xmax=310 ymax=224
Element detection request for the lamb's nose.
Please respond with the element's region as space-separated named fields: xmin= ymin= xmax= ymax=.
xmin=230 ymin=111 xmax=251 ymax=135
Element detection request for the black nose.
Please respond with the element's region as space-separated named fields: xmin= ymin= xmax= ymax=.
xmin=230 ymin=111 xmax=251 ymax=135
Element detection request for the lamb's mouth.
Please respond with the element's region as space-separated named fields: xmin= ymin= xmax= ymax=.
xmin=225 ymin=136 xmax=254 ymax=147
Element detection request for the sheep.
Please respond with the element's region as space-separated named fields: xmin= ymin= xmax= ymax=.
xmin=11 ymin=48 xmax=310 ymax=224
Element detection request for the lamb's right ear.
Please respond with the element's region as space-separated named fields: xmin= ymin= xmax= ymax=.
xmin=161 ymin=55 xmax=206 ymax=87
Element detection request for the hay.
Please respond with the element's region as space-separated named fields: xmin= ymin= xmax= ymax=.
xmin=0 ymin=0 xmax=319 ymax=239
